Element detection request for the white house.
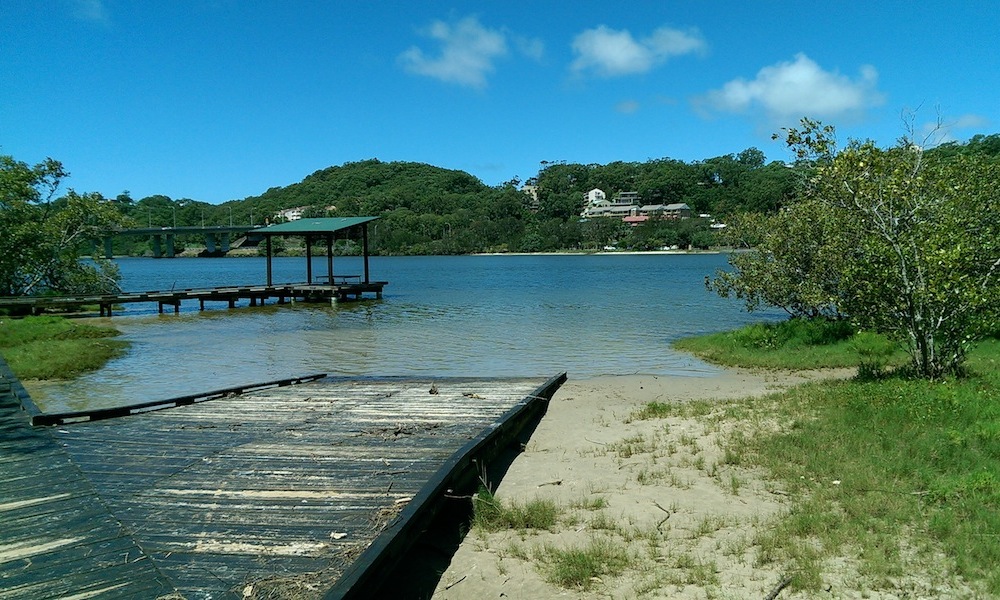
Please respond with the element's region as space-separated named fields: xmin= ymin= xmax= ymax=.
xmin=612 ymin=191 xmax=640 ymax=205
xmin=275 ymin=206 xmax=307 ymax=222
xmin=583 ymin=188 xmax=606 ymax=206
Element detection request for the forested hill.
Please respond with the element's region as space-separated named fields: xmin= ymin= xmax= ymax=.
xmin=108 ymin=133 xmax=1000 ymax=255
xmin=245 ymin=150 xmax=797 ymax=221
xmin=227 ymin=151 xmax=799 ymax=254
xmin=245 ymin=159 xmax=492 ymax=218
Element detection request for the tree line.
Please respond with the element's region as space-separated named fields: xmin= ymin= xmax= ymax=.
xmin=99 ymin=148 xmax=808 ymax=257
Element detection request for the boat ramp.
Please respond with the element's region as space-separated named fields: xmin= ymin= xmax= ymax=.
xmin=0 ymin=357 xmax=566 ymax=599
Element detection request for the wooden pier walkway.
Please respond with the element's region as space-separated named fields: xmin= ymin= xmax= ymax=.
xmin=0 ymin=360 xmax=565 ymax=599
xmin=0 ymin=281 xmax=387 ymax=317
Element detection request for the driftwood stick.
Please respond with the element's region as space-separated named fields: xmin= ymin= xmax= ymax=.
xmin=652 ymin=501 xmax=671 ymax=530
xmin=763 ymin=574 xmax=793 ymax=600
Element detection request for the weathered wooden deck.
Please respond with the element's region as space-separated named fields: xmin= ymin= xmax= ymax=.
xmin=0 ymin=363 xmax=564 ymax=599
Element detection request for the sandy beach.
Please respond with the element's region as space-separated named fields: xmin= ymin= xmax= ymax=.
xmin=429 ymin=368 xmax=842 ymax=599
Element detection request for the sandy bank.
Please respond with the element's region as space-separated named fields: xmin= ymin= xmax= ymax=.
xmin=430 ymin=368 xmax=844 ymax=599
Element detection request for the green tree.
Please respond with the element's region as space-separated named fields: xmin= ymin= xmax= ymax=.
xmin=0 ymin=154 xmax=125 ymax=296
xmin=710 ymin=204 xmax=851 ymax=319
xmin=711 ymin=120 xmax=1000 ymax=378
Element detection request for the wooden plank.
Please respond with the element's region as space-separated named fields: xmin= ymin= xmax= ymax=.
xmin=0 ymin=559 xmax=171 ymax=600
xmin=1 ymin=498 xmax=119 ymax=540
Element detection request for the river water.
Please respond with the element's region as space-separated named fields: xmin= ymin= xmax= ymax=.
xmin=28 ymin=253 xmax=780 ymax=412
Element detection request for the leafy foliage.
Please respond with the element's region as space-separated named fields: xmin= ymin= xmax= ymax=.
xmin=710 ymin=120 xmax=1000 ymax=378
xmin=0 ymin=155 xmax=125 ymax=296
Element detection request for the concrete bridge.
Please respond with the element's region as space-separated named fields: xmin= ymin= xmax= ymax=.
xmin=101 ymin=225 xmax=263 ymax=258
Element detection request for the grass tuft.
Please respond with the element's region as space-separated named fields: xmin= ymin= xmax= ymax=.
xmin=537 ymin=536 xmax=633 ymax=590
xmin=471 ymin=486 xmax=560 ymax=533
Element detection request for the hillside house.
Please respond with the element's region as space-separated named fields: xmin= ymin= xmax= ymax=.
xmin=275 ymin=206 xmax=307 ymax=222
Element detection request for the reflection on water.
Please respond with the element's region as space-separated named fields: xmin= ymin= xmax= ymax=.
xmin=27 ymin=254 xmax=780 ymax=412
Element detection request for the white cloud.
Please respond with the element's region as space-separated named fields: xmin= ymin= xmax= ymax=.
xmin=571 ymin=25 xmax=706 ymax=77
xmin=72 ymin=0 xmax=110 ymax=24
xmin=700 ymin=54 xmax=883 ymax=123
xmin=399 ymin=16 xmax=510 ymax=89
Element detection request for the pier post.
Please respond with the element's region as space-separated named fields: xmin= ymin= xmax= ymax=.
xmin=205 ymin=233 xmax=217 ymax=254
xmin=305 ymin=234 xmax=313 ymax=283
xmin=266 ymin=237 xmax=273 ymax=285
xmin=221 ymin=233 xmax=230 ymax=253
xmin=104 ymin=237 xmax=114 ymax=259
xmin=152 ymin=235 xmax=162 ymax=258
xmin=363 ymin=225 xmax=370 ymax=283
xmin=326 ymin=235 xmax=334 ymax=284
xmin=166 ymin=234 xmax=175 ymax=258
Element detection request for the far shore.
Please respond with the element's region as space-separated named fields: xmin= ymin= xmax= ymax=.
xmin=474 ymin=249 xmax=723 ymax=256
xmin=105 ymin=248 xmax=730 ymax=259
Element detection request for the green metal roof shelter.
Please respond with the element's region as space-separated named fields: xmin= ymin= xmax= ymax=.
xmin=257 ymin=217 xmax=379 ymax=287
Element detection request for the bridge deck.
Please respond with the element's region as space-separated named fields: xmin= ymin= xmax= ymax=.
xmin=0 ymin=367 xmax=563 ymax=599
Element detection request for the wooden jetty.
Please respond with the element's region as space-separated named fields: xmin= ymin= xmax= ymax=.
xmin=0 ymin=217 xmax=388 ymax=317
xmin=0 ymin=357 xmax=566 ymax=599
xmin=0 ymin=281 xmax=386 ymax=317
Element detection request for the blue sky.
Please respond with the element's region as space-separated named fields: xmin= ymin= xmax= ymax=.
xmin=3 ymin=1 xmax=998 ymax=204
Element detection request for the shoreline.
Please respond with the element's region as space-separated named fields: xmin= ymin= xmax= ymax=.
xmin=102 ymin=248 xmax=731 ymax=259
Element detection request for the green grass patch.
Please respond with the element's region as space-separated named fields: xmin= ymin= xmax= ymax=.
xmin=673 ymin=317 xmax=906 ymax=370
xmin=741 ymin=371 xmax=1000 ymax=593
xmin=471 ymin=486 xmax=561 ymax=532
xmin=0 ymin=316 xmax=127 ymax=380
xmin=537 ymin=536 xmax=633 ymax=590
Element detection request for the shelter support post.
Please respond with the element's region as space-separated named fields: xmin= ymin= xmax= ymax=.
xmin=327 ymin=235 xmax=334 ymax=284
xmin=363 ymin=224 xmax=370 ymax=283
xmin=305 ymin=234 xmax=313 ymax=284
xmin=266 ymin=237 xmax=273 ymax=286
